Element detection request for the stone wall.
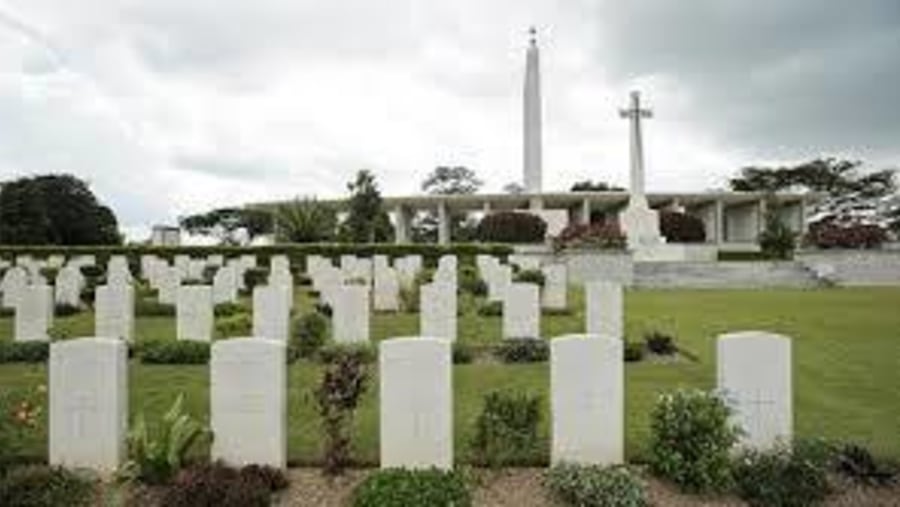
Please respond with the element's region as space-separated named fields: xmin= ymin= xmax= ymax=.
xmin=798 ymin=250 xmax=900 ymax=286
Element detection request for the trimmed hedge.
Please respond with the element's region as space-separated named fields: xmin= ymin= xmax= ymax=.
xmin=352 ymin=468 xmax=471 ymax=507
xmin=0 ymin=341 xmax=50 ymax=363
xmin=136 ymin=340 xmax=210 ymax=364
xmin=476 ymin=212 xmax=547 ymax=243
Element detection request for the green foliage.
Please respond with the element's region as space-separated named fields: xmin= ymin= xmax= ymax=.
xmin=477 ymin=300 xmax=502 ymax=316
xmin=729 ymin=158 xmax=896 ymax=198
xmin=570 ymin=180 xmax=625 ymax=192
xmin=495 ymin=339 xmax=549 ymax=363
xmin=759 ymin=204 xmax=797 ymax=260
xmin=552 ymin=223 xmax=626 ymax=251
xmin=623 ymin=342 xmax=645 ymax=362
xmin=0 ymin=465 xmax=95 ymax=507
xmin=136 ymin=340 xmax=210 ymax=364
xmin=422 ymin=166 xmax=484 ymax=195
xmin=546 ymin=463 xmax=648 ymax=507
xmin=352 ymin=468 xmax=471 ymax=507
xmin=135 ymin=299 xmax=175 ymax=317
xmin=159 ymin=461 xmax=281 ymax=507
xmin=0 ymin=174 xmax=120 ymax=245
xmin=318 ymin=343 xmax=376 ymax=364
xmin=0 ymin=342 xmax=49 ymax=363
xmin=514 ymin=268 xmax=545 ymax=287
xmin=452 ymin=343 xmax=474 ymax=364
xmin=0 ymin=386 xmax=44 ymax=472
xmin=339 ymin=170 xmax=393 ymax=243
xmin=471 ymin=390 xmax=542 ymax=466
xmin=290 ymin=312 xmax=329 ymax=360
xmin=54 ymin=303 xmax=82 ymax=317
xmin=733 ymin=440 xmax=833 ymax=507
xmin=179 ymin=207 xmax=273 ymax=245
xmin=660 ymin=211 xmax=706 ymax=243
xmin=242 ymin=267 xmax=269 ymax=292
xmin=121 ymin=394 xmax=210 ymax=484
xmin=644 ymin=331 xmax=676 ymax=355
xmin=215 ymin=313 xmax=252 ymax=338
xmin=834 ymin=442 xmax=897 ymax=486
xmin=477 ymin=211 xmax=547 ymax=243
xmin=316 ymin=347 xmax=370 ymax=475
xmin=648 ymin=389 xmax=740 ymax=493
xmin=274 ymin=198 xmax=338 ymax=243
xmin=459 ymin=265 xmax=487 ymax=296
xmin=213 ymin=301 xmax=246 ymax=317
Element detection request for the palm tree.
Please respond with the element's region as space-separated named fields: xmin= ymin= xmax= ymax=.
xmin=275 ymin=198 xmax=337 ymax=243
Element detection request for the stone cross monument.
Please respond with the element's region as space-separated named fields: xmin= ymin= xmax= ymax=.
xmin=618 ymin=90 xmax=664 ymax=249
xmin=523 ymin=27 xmax=543 ymax=206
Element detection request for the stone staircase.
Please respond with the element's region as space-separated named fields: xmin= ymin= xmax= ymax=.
xmin=633 ymin=261 xmax=821 ymax=289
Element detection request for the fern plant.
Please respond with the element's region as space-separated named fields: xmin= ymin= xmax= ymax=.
xmin=120 ymin=394 xmax=210 ymax=484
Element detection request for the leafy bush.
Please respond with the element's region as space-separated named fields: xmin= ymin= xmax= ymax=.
xmin=471 ymin=391 xmax=542 ymax=466
xmin=0 ymin=386 xmax=44 ymax=473
xmin=213 ymin=301 xmax=246 ymax=317
xmin=834 ymin=442 xmax=897 ymax=486
xmin=314 ymin=301 xmax=333 ymax=317
xmin=318 ymin=343 xmax=376 ymax=364
xmin=136 ymin=340 xmax=210 ymax=364
xmin=238 ymin=463 xmax=290 ymax=492
xmin=660 ymin=211 xmax=706 ymax=243
xmin=0 ymin=341 xmax=49 ymax=363
xmin=476 ymin=211 xmax=547 ymax=243
xmin=644 ymin=331 xmax=676 ymax=355
xmin=477 ymin=300 xmax=503 ymax=316
xmin=648 ymin=389 xmax=740 ymax=493
xmin=242 ymin=267 xmax=269 ymax=292
xmin=79 ymin=264 xmax=103 ymax=279
xmin=215 ymin=313 xmax=251 ymax=338
xmin=352 ymin=468 xmax=471 ymax=507
xmin=121 ymin=394 xmax=210 ymax=484
xmin=806 ymin=221 xmax=887 ymax=249
xmin=290 ymin=312 xmax=328 ymax=360
xmin=398 ymin=285 xmax=419 ymax=313
xmin=54 ymin=303 xmax=81 ymax=317
xmin=0 ymin=465 xmax=96 ymax=507
xmin=514 ymin=269 xmax=545 ymax=287
xmin=494 ymin=339 xmax=549 ymax=363
xmin=759 ymin=212 xmax=797 ymax=260
xmin=316 ymin=347 xmax=370 ymax=475
xmin=0 ymin=307 xmax=13 ymax=318
xmin=135 ymin=299 xmax=175 ymax=317
xmin=459 ymin=265 xmax=487 ymax=296
xmin=546 ymin=463 xmax=648 ymax=507
xmin=160 ymin=461 xmax=276 ymax=507
xmin=733 ymin=440 xmax=832 ymax=507
xmin=452 ymin=343 xmax=474 ymax=364
xmin=552 ymin=222 xmax=626 ymax=251
xmin=623 ymin=342 xmax=644 ymax=362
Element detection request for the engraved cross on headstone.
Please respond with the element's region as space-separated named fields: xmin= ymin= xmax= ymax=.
xmin=619 ymin=91 xmax=653 ymax=199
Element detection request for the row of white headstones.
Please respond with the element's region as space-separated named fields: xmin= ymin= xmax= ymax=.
xmin=50 ymin=331 xmax=791 ymax=474
xmin=1 ymin=253 xmax=618 ymax=343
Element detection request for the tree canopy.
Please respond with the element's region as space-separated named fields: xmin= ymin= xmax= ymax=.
xmin=339 ymin=169 xmax=393 ymax=243
xmin=421 ymin=166 xmax=483 ymax=195
xmin=0 ymin=174 xmax=120 ymax=245
xmin=570 ymin=180 xmax=625 ymax=192
xmin=179 ymin=207 xmax=273 ymax=245
xmin=275 ymin=198 xmax=337 ymax=243
xmin=729 ymin=158 xmax=896 ymax=198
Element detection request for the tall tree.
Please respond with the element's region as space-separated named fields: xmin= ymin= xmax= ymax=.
xmin=412 ymin=166 xmax=482 ymax=243
xmin=179 ymin=207 xmax=273 ymax=245
xmin=421 ymin=166 xmax=484 ymax=195
xmin=274 ymin=198 xmax=337 ymax=243
xmin=339 ymin=170 xmax=393 ymax=243
xmin=0 ymin=174 xmax=120 ymax=245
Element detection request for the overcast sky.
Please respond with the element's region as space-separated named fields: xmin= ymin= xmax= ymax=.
xmin=1 ymin=0 xmax=898 ymax=239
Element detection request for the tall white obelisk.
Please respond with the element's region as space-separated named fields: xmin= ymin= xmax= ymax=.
xmin=618 ymin=90 xmax=664 ymax=249
xmin=523 ymin=27 xmax=543 ymax=207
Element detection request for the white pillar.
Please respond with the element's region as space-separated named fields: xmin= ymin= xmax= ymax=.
xmin=716 ymin=200 xmax=726 ymax=244
xmin=523 ymin=27 xmax=543 ymax=195
xmin=580 ymin=198 xmax=591 ymax=224
xmin=437 ymin=201 xmax=450 ymax=245
xmin=394 ymin=205 xmax=410 ymax=244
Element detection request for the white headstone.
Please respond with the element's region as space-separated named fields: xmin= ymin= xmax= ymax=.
xmin=187 ymin=259 xmax=206 ymax=281
xmin=541 ymin=264 xmax=567 ymax=310
xmin=213 ymin=265 xmax=239 ymax=304
xmin=379 ymin=337 xmax=452 ymax=470
xmin=176 ymin=285 xmax=213 ymax=341
xmin=95 ymin=284 xmax=135 ymax=341
xmin=395 ymin=255 xmax=423 ymax=288
xmin=586 ymin=282 xmax=623 ymax=339
xmin=487 ymin=264 xmax=512 ymax=303
xmin=434 ymin=255 xmax=457 ymax=286
xmin=551 ymin=335 xmax=623 ymax=465
xmin=107 ymin=256 xmax=132 ymax=286
xmin=503 ymin=283 xmax=540 ymax=339
xmin=211 ymin=338 xmax=286 ymax=467
xmin=49 ymin=338 xmax=127 ymax=473
xmin=1 ymin=266 xmax=28 ymax=308
xmin=717 ymin=331 xmax=792 ymax=451
xmin=54 ymin=266 xmax=85 ymax=307
xmin=420 ymin=282 xmax=457 ymax=342
xmin=252 ymin=285 xmax=291 ymax=342
xmin=333 ymin=285 xmax=369 ymax=343
xmin=509 ymin=254 xmax=541 ymax=271
xmin=14 ymin=284 xmax=53 ymax=342
xmin=157 ymin=266 xmax=181 ymax=305
xmin=373 ymin=267 xmax=400 ymax=312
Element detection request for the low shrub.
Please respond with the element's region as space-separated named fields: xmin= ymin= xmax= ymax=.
xmin=542 ymin=307 xmax=574 ymax=316
xmin=623 ymin=342 xmax=644 ymax=362
xmin=459 ymin=265 xmax=487 ymax=296
xmin=476 ymin=211 xmax=547 ymax=244
xmin=759 ymin=212 xmax=797 ymax=260
xmin=137 ymin=340 xmax=210 ymax=364
xmin=648 ymin=389 xmax=740 ymax=493
xmin=546 ymin=463 xmax=648 ymax=507
xmin=314 ymin=302 xmax=333 ymax=317
xmin=0 ymin=341 xmax=49 ymax=363
xmin=552 ymin=222 xmax=626 ymax=251
xmin=317 ymin=347 xmax=370 ymax=475
xmin=215 ymin=313 xmax=252 ymax=338
xmin=352 ymin=468 xmax=471 ymax=507
xmin=733 ymin=440 xmax=832 ymax=507
xmin=806 ymin=221 xmax=887 ymax=249
xmin=239 ymin=464 xmax=290 ymax=492
xmin=660 ymin=211 xmax=706 ymax=243
xmin=471 ymin=390 xmax=542 ymax=467
xmin=213 ymin=301 xmax=246 ymax=317
xmin=243 ymin=267 xmax=269 ymax=292
xmin=54 ymin=303 xmax=81 ymax=317
xmin=290 ymin=312 xmax=329 ymax=360
xmin=514 ymin=269 xmax=545 ymax=287
xmin=160 ymin=462 xmax=274 ymax=507
xmin=477 ymin=300 xmax=502 ymax=317
xmin=318 ymin=343 xmax=376 ymax=364
xmin=398 ymin=285 xmax=419 ymax=313
xmin=452 ymin=343 xmax=474 ymax=364
xmin=0 ymin=307 xmax=13 ymax=318
xmin=79 ymin=265 xmax=103 ymax=279
xmin=135 ymin=299 xmax=175 ymax=317
xmin=495 ymin=339 xmax=549 ymax=363
xmin=121 ymin=394 xmax=210 ymax=485
xmin=0 ymin=386 xmax=44 ymax=473
xmin=0 ymin=465 xmax=96 ymax=507
xmin=834 ymin=442 xmax=897 ymax=486
xmin=644 ymin=331 xmax=676 ymax=355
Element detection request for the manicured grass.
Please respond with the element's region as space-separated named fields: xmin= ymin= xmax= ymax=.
xmin=1 ymin=286 xmax=898 ymax=464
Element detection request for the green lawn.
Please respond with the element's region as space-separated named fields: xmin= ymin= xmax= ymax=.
xmin=1 ymin=286 xmax=898 ymax=464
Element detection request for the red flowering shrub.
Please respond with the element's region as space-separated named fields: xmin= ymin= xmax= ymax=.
xmin=476 ymin=212 xmax=547 ymax=243
xmin=552 ymin=222 xmax=626 ymax=251
xmin=806 ymin=222 xmax=887 ymax=249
